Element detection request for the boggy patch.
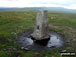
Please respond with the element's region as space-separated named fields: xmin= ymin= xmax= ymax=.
xmin=16 ymin=29 xmax=65 ymax=50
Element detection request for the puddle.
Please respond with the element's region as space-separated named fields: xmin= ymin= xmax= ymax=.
xmin=16 ymin=31 xmax=65 ymax=50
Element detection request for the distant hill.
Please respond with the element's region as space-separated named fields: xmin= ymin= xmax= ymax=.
xmin=0 ymin=7 xmax=76 ymax=13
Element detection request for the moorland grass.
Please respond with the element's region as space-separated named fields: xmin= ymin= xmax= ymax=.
xmin=0 ymin=11 xmax=76 ymax=57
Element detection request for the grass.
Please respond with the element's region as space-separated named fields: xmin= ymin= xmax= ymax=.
xmin=48 ymin=12 xmax=76 ymax=29
xmin=0 ymin=11 xmax=36 ymax=47
xmin=0 ymin=11 xmax=76 ymax=57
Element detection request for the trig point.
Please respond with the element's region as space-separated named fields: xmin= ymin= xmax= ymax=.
xmin=31 ymin=10 xmax=50 ymax=40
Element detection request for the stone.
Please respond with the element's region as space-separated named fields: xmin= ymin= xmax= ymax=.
xmin=52 ymin=56 xmax=55 ymax=57
xmin=24 ymin=48 xmax=29 ymax=51
xmin=31 ymin=10 xmax=50 ymax=40
xmin=21 ymin=47 xmax=24 ymax=49
xmin=62 ymin=50 xmax=66 ymax=52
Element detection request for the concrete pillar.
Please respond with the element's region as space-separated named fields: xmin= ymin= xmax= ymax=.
xmin=31 ymin=10 xmax=50 ymax=40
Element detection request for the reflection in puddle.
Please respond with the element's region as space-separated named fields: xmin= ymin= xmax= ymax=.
xmin=47 ymin=32 xmax=64 ymax=48
xmin=17 ymin=31 xmax=64 ymax=50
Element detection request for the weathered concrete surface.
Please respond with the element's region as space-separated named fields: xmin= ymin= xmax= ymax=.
xmin=31 ymin=10 xmax=50 ymax=40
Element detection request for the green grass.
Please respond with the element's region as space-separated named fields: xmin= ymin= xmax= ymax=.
xmin=48 ymin=13 xmax=76 ymax=29
xmin=0 ymin=11 xmax=36 ymax=47
xmin=0 ymin=50 xmax=11 ymax=57
xmin=22 ymin=49 xmax=62 ymax=57
xmin=0 ymin=11 xmax=76 ymax=57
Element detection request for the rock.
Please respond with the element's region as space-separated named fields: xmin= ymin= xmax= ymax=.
xmin=21 ymin=47 xmax=24 ymax=50
xmin=62 ymin=50 xmax=66 ymax=52
xmin=24 ymin=48 xmax=29 ymax=51
xmin=51 ymin=16 xmax=56 ymax=20
xmin=31 ymin=10 xmax=50 ymax=40
xmin=52 ymin=56 xmax=55 ymax=57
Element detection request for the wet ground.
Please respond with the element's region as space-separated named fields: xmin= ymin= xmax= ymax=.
xmin=16 ymin=30 xmax=65 ymax=50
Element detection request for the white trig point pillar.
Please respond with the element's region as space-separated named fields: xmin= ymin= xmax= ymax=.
xmin=31 ymin=10 xmax=50 ymax=40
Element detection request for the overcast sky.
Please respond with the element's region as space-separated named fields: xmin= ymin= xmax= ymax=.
xmin=0 ymin=0 xmax=76 ymax=9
